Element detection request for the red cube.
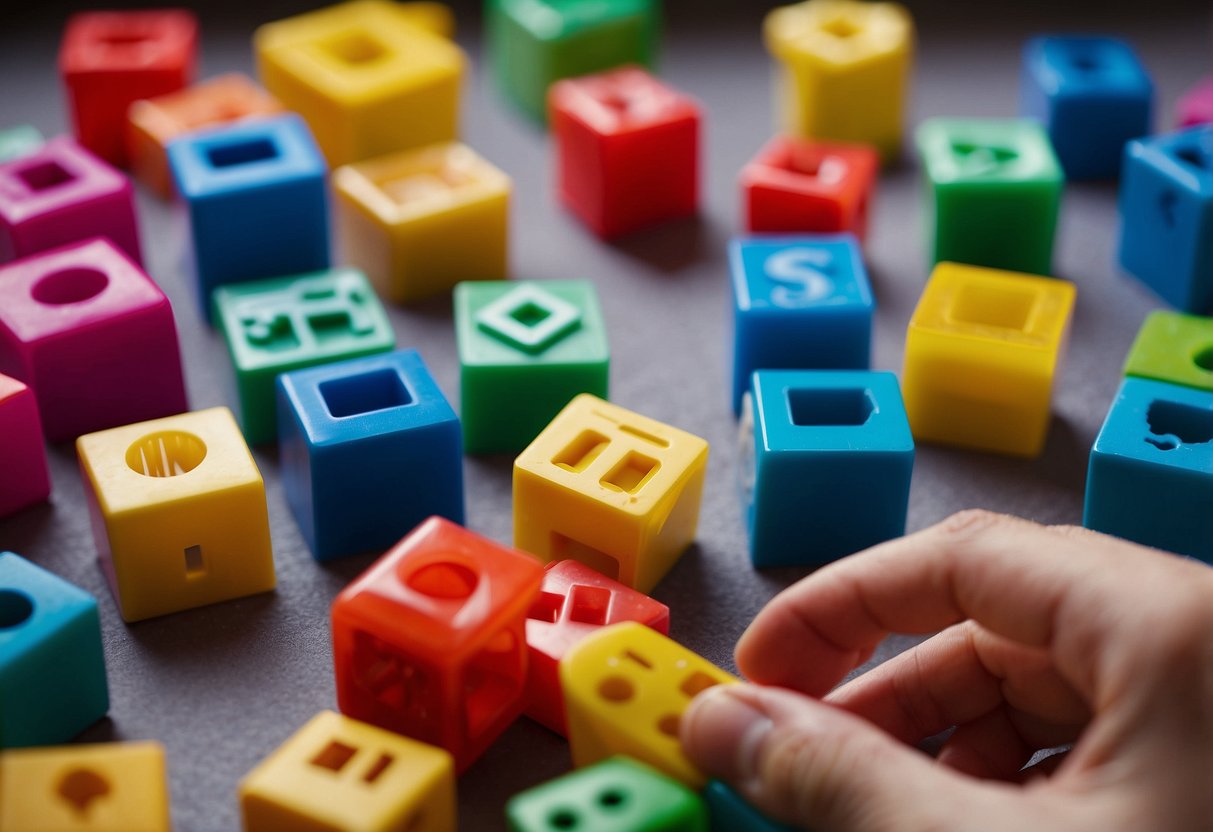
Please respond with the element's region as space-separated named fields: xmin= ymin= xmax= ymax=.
xmin=550 ymin=66 xmax=700 ymax=240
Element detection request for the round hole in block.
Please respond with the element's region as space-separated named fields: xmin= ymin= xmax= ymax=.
xmin=405 ymin=561 xmax=479 ymax=600
xmin=549 ymin=809 xmax=579 ymax=829
xmin=0 ymin=589 xmax=34 ymax=629
xmin=31 ymin=268 xmax=109 ymax=305
xmin=1194 ymin=345 xmax=1213 ymax=373
xmin=597 ymin=675 xmax=634 ymax=702
xmin=598 ymin=789 xmax=627 ymax=809
xmin=57 ymin=768 xmax=111 ymax=816
xmin=657 ymin=714 xmax=680 ymax=737
xmin=125 ymin=431 xmax=207 ymax=477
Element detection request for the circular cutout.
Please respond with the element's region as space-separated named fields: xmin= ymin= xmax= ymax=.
xmin=0 ymin=589 xmax=35 ymax=629
xmin=548 ymin=810 xmax=578 ymax=829
xmin=597 ymin=676 xmax=634 ymax=703
xmin=31 ymin=268 xmax=109 ymax=305
xmin=598 ymin=789 xmax=627 ymax=809
xmin=657 ymin=714 xmax=681 ymax=737
xmin=405 ymin=562 xmax=479 ymax=600
xmin=125 ymin=432 xmax=207 ymax=478
xmin=1194 ymin=345 xmax=1213 ymax=373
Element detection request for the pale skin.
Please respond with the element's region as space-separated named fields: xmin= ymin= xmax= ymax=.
xmin=680 ymin=510 xmax=1213 ymax=831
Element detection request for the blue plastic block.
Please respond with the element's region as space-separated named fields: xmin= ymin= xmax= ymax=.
xmin=1084 ymin=377 xmax=1213 ymax=563
xmin=1118 ymin=126 xmax=1213 ymax=314
xmin=277 ymin=349 xmax=464 ymax=561
xmin=168 ymin=113 xmax=330 ymax=323
xmin=730 ymin=235 xmax=873 ymax=415
xmin=704 ymin=781 xmax=796 ymax=832
xmin=0 ymin=552 xmax=109 ymax=748
xmin=1021 ymin=35 xmax=1152 ymax=181
xmin=742 ymin=370 xmax=914 ymax=567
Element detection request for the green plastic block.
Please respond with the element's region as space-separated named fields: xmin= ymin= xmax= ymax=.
xmin=486 ymin=0 xmax=659 ymax=122
xmin=213 ymin=268 xmax=395 ymax=445
xmin=1124 ymin=310 xmax=1213 ymax=392
xmin=0 ymin=125 xmax=43 ymax=163
xmin=506 ymin=756 xmax=708 ymax=832
xmin=916 ymin=118 xmax=1063 ymax=276
xmin=455 ymin=280 xmax=609 ymax=454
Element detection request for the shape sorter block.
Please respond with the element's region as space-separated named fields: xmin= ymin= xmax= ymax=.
xmin=0 ymin=126 xmax=43 ymax=163
xmin=916 ymin=118 xmax=1063 ymax=276
xmin=729 ymin=234 xmax=873 ymax=415
xmin=332 ymin=517 xmax=544 ymax=774
xmin=455 ymin=280 xmax=610 ymax=455
xmin=0 ymin=238 xmax=187 ymax=442
xmin=901 ymin=262 xmax=1076 ymax=458
xmin=0 ymin=376 xmax=50 ymax=518
xmin=549 ymin=67 xmax=700 ymax=240
xmin=255 ymin=0 xmax=465 ymax=168
xmin=1124 ymin=311 xmax=1213 ymax=393
xmin=0 ymin=552 xmax=108 ymax=748
xmin=703 ymin=780 xmax=796 ymax=832
xmin=240 ymin=710 xmax=455 ymax=832
xmin=1177 ymin=78 xmax=1213 ymax=129
xmin=214 ymin=268 xmax=395 ymax=446
xmin=1020 ymin=36 xmax=1153 ymax=181
xmin=77 ymin=407 xmax=276 ymax=622
xmin=514 ymin=394 xmax=709 ymax=594
xmin=277 ymin=350 xmax=464 ymax=561
xmin=742 ymin=370 xmax=914 ymax=568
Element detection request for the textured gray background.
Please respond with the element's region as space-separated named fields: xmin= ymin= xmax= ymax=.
xmin=1 ymin=2 xmax=1209 ymax=830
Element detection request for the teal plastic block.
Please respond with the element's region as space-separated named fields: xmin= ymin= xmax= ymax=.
xmin=704 ymin=781 xmax=796 ymax=832
xmin=0 ymin=126 xmax=43 ymax=163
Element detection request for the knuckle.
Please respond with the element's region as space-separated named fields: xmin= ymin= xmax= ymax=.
xmin=936 ymin=509 xmax=1006 ymax=540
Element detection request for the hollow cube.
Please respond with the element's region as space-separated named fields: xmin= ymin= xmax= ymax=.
xmin=332 ymin=517 xmax=544 ymax=773
xmin=1123 ymin=311 xmax=1213 ymax=393
xmin=0 ymin=125 xmax=43 ymax=163
xmin=0 ymin=375 xmax=51 ymax=518
xmin=1177 ymin=77 xmax=1213 ymax=129
xmin=703 ymin=781 xmax=796 ymax=832
xmin=76 ymin=407 xmax=276 ymax=622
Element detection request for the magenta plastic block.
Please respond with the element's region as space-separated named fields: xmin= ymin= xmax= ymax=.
xmin=0 ymin=374 xmax=51 ymax=517
xmin=0 ymin=136 xmax=142 ymax=265
xmin=0 ymin=238 xmax=187 ymax=442
xmin=1177 ymin=77 xmax=1213 ymax=128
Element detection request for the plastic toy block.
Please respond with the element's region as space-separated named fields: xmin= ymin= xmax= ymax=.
xmin=514 ymin=394 xmax=709 ymax=594
xmin=550 ymin=67 xmax=699 ymax=239
xmin=525 ymin=559 xmax=669 ymax=735
xmin=0 ymin=376 xmax=50 ymax=518
xmin=214 ymin=268 xmax=395 ymax=446
xmin=742 ymin=370 xmax=914 ymax=567
xmin=0 ymin=136 xmax=142 ymax=265
xmin=0 ymin=552 xmax=108 ymax=748
xmin=561 ymin=622 xmax=736 ymax=787
xmin=1084 ymin=377 xmax=1213 ymax=563
xmin=1020 ymin=36 xmax=1152 ymax=181
xmin=0 ymin=125 xmax=43 ymax=163
xmin=487 ymin=0 xmax=660 ymax=123
xmin=506 ymin=756 xmax=708 ymax=832
xmin=916 ymin=118 xmax=1063 ymax=276
xmin=901 ymin=262 xmax=1076 ymax=457
xmin=764 ymin=0 xmax=913 ymax=163
xmin=703 ymin=781 xmax=795 ymax=832
xmin=255 ymin=0 xmax=465 ymax=167
xmin=240 ymin=710 xmax=455 ymax=832
xmin=729 ymin=234 xmax=873 ymax=414
xmin=76 ymin=407 xmax=276 ymax=622
xmin=59 ymin=9 xmax=197 ymax=167
xmin=332 ymin=517 xmax=544 ymax=773
xmin=1123 ymin=311 xmax=1213 ymax=393
xmin=1177 ymin=77 xmax=1213 ymax=128
xmin=455 ymin=280 xmax=610 ymax=455
xmin=277 ymin=350 xmax=464 ymax=561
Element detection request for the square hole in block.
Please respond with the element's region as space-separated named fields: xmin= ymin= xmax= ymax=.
xmin=207 ymin=137 xmax=278 ymax=168
xmin=601 ymin=453 xmax=660 ymax=494
xmin=553 ymin=431 xmax=611 ymax=473
xmin=463 ymin=628 xmax=525 ymax=740
xmin=950 ymin=282 xmax=1036 ymax=331
xmin=308 ymin=311 xmax=356 ymax=344
xmin=527 ymin=591 xmax=565 ymax=623
xmin=381 ymin=165 xmax=472 ymax=205
xmin=1144 ymin=399 xmax=1213 ymax=450
xmin=16 ymin=160 xmax=74 ymax=191
xmin=552 ymin=533 xmax=620 ymax=582
xmin=184 ymin=545 xmax=205 ymax=579
xmin=319 ymin=368 xmax=411 ymax=418
xmin=352 ymin=631 xmax=442 ymax=745
xmin=568 ymin=585 xmax=611 ymax=626
xmin=787 ymin=388 xmax=874 ymax=427
xmin=509 ymin=302 xmax=551 ymax=328
xmin=311 ymin=740 xmax=358 ymax=773
xmin=325 ymin=31 xmax=389 ymax=65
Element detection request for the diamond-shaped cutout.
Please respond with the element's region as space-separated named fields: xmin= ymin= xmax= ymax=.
xmin=475 ymin=284 xmax=583 ymax=355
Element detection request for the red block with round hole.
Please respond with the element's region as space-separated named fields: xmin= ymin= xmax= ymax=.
xmin=0 ymin=374 xmax=51 ymax=518
xmin=549 ymin=66 xmax=700 ymax=240
xmin=0 ymin=238 xmax=187 ymax=442
xmin=525 ymin=559 xmax=670 ymax=736
xmin=331 ymin=516 xmax=544 ymax=774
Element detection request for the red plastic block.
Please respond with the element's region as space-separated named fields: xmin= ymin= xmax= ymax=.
xmin=741 ymin=135 xmax=880 ymax=239
xmin=550 ymin=66 xmax=700 ymax=240
xmin=525 ymin=559 xmax=670 ymax=736
xmin=59 ymin=9 xmax=198 ymax=167
xmin=332 ymin=517 xmax=544 ymax=774
xmin=0 ymin=374 xmax=51 ymax=517
xmin=0 ymin=238 xmax=187 ymax=442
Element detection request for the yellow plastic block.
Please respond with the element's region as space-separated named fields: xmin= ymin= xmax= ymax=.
xmin=0 ymin=741 xmax=170 ymax=832
xmin=561 ymin=622 xmax=737 ymax=788
xmin=254 ymin=0 xmax=465 ymax=167
xmin=334 ymin=142 xmax=511 ymax=304
xmin=76 ymin=407 xmax=276 ymax=622
xmin=514 ymin=394 xmax=709 ymax=594
xmin=395 ymin=1 xmax=455 ymax=38
xmin=901 ymin=262 xmax=1076 ymax=457
xmin=764 ymin=0 xmax=914 ymax=162
xmin=240 ymin=710 xmax=456 ymax=832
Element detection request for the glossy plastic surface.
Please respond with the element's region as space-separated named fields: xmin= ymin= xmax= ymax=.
xmin=0 ymin=375 xmax=51 ymax=518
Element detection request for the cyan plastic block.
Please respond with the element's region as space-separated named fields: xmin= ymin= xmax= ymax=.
xmin=0 ymin=125 xmax=43 ymax=163
xmin=0 ymin=552 xmax=109 ymax=748
xmin=277 ymin=349 xmax=464 ymax=561
xmin=743 ymin=370 xmax=914 ymax=567
xmin=730 ymin=234 xmax=873 ymax=415
xmin=704 ymin=781 xmax=796 ymax=832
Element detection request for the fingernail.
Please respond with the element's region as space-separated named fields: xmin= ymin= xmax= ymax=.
xmin=683 ymin=686 xmax=773 ymax=783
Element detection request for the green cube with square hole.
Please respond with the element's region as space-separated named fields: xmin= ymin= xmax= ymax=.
xmin=916 ymin=118 xmax=1064 ymax=276
xmin=456 ymin=280 xmax=609 ymax=454
xmin=1124 ymin=311 xmax=1213 ymax=393
xmin=213 ymin=268 xmax=396 ymax=445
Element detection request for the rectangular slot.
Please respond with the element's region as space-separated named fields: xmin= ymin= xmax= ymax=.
xmin=618 ymin=424 xmax=670 ymax=448
xmin=206 ymin=138 xmax=278 ymax=169
xmin=183 ymin=545 xmax=205 ymax=579
xmin=553 ymin=431 xmax=610 ymax=473
xmin=950 ymin=282 xmax=1035 ymax=331
xmin=319 ymin=368 xmax=411 ymax=419
xmin=568 ymin=585 xmax=611 ymax=626
xmin=680 ymin=671 xmax=720 ymax=698
xmin=307 ymin=311 xmax=355 ymax=344
xmin=381 ymin=167 xmax=470 ymax=205
xmin=601 ymin=453 xmax=659 ymax=494
xmin=551 ymin=533 xmax=620 ymax=582
xmin=623 ymin=650 xmax=653 ymax=670
xmin=362 ymin=753 xmax=394 ymax=784
xmin=787 ymin=388 xmax=874 ymax=427
xmin=326 ymin=31 xmax=388 ymax=65
xmin=310 ymin=740 xmax=357 ymax=773
xmin=17 ymin=160 xmax=73 ymax=191
xmin=527 ymin=591 xmax=565 ymax=623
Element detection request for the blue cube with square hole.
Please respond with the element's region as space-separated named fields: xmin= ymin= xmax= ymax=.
xmin=277 ymin=349 xmax=464 ymax=561
xmin=743 ymin=370 xmax=914 ymax=568
xmin=0 ymin=552 xmax=109 ymax=748
xmin=1084 ymin=377 xmax=1213 ymax=563
xmin=704 ymin=781 xmax=796 ymax=832
xmin=730 ymin=235 xmax=873 ymax=415
xmin=168 ymin=113 xmax=330 ymax=323
xmin=1021 ymin=35 xmax=1153 ymax=181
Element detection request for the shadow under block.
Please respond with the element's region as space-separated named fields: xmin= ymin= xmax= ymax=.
xmin=456 ymin=280 xmax=609 ymax=454
xmin=0 ymin=552 xmax=109 ymax=749
xmin=0 ymin=375 xmax=51 ymax=518
xmin=901 ymin=262 xmax=1076 ymax=457
xmin=0 ymin=125 xmax=43 ymax=163
xmin=514 ymin=394 xmax=709 ymax=594
xmin=240 ymin=710 xmax=456 ymax=832
xmin=76 ymin=407 xmax=276 ymax=622
xmin=703 ymin=780 xmax=796 ymax=832
xmin=1123 ymin=310 xmax=1213 ymax=393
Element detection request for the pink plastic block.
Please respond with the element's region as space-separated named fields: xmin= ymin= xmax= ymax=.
xmin=0 ymin=373 xmax=51 ymax=517
xmin=0 ymin=136 xmax=142 ymax=265
xmin=0 ymin=238 xmax=187 ymax=442
xmin=1177 ymin=77 xmax=1213 ymax=128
